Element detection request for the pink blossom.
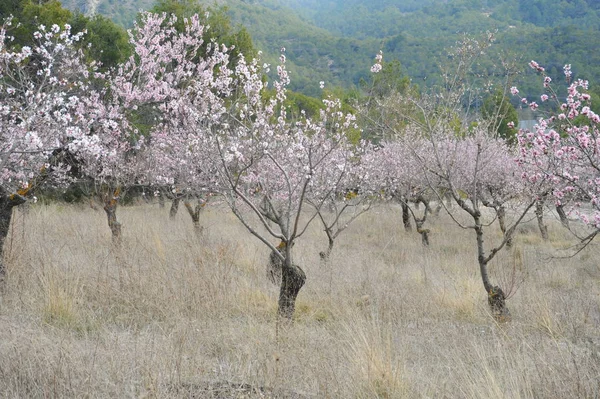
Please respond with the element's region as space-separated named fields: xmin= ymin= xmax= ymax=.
xmin=563 ymin=64 xmax=572 ymax=79
xmin=517 ymin=59 xmax=600 ymax=234
xmin=370 ymin=51 xmax=383 ymax=73
xmin=529 ymin=60 xmax=545 ymax=72
xmin=370 ymin=63 xmax=382 ymax=74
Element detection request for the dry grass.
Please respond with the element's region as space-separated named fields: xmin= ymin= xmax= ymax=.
xmin=0 ymin=202 xmax=599 ymax=398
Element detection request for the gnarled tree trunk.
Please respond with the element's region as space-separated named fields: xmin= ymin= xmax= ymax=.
xmin=269 ymin=243 xmax=306 ymax=320
xmin=184 ymin=200 xmax=204 ymax=235
xmin=169 ymin=196 xmax=181 ymax=220
xmin=535 ymin=199 xmax=549 ymax=241
xmin=497 ymin=205 xmax=512 ymax=248
xmin=475 ymin=221 xmax=509 ymax=318
xmin=319 ymin=236 xmax=335 ymax=264
xmin=103 ymin=188 xmax=122 ymax=244
xmin=278 ymin=259 xmax=306 ymax=320
xmin=401 ymin=200 xmax=412 ymax=232
xmin=416 ymin=224 xmax=430 ymax=246
xmin=414 ymin=196 xmax=431 ymax=246
xmin=556 ymin=204 xmax=569 ymax=229
xmin=0 ymin=191 xmax=26 ymax=279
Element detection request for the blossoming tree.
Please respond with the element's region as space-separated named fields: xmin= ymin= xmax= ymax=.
xmin=366 ymin=39 xmax=542 ymax=317
xmin=0 ymin=19 xmax=97 ymax=274
xmin=69 ymin=12 xmax=233 ymax=241
xmin=362 ymin=135 xmax=437 ymax=246
xmin=208 ymin=52 xmax=362 ymax=319
xmin=517 ymin=62 xmax=600 ymax=248
xmin=108 ymin=11 xmax=232 ymax=237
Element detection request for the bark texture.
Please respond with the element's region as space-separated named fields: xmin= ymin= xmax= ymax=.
xmin=497 ymin=205 xmax=512 ymax=248
xmin=535 ymin=200 xmax=549 ymax=241
xmin=170 ymin=197 xmax=181 ymax=220
xmin=401 ymin=200 xmax=412 ymax=232
xmin=475 ymin=217 xmax=509 ymax=318
xmin=267 ymin=242 xmax=284 ymax=285
xmin=184 ymin=200 xmax=204 ymax=234
xmin=319 ymin=237 xmax=335 ymax=263
xmin=277 ymin=261 xmax=306 ymax=320
xmin=103 ymin=189 xmax=122 ymax=244
xmin=0 ymin=192 xmax=26 ymax=279
xmin=556 ymin=204 xmax=569 ymax=229
xmin=488 ymin=285 xmax=510 ymax=320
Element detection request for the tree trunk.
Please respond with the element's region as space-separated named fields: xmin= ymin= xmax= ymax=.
xmin=278 ymin=260 xmax=306 ymax=320
xmin=475 ymin=217 xmax=509 ymax=318
xmin=497 ymin=205 xmax=512 ymax=248
xmin=444 ymin=191 xmax=453 ymax=209
xmin=434 ymin=203 xmax=442 ymax=216
xmin=267 ymin=244 xmax=284 ymax=285
xmin=319 ymin=236 xmax=335 ymax=263
xmin=158 ymin=192 xmax=165 ymax=208
xmin=184 ymin=200 xmax=203 ymax=234
xmin=556 ymin=204 xmax=569 ymax=229
xmin=169 ymin=197 xmax=181 ymax=220
xmin=0 ymin=192 xmax=26 ymax=279
xmin=103 ymin=196 xmax=122 ymax=244
xmin=414 ymin=197 xmax=431 ymax=246
xmin=401 ymin=200 xmax=412 ymax=232
xmin=487 ymin=285 xmax=508 ymax=319
xmin=416 ymin=225 xmax=430 ymax=246
xmin=535 ymin=200 xmax=549 ymax=241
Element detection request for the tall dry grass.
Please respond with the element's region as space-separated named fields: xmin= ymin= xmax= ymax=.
xmin=0 ymin=202 xmax=598 ymax=398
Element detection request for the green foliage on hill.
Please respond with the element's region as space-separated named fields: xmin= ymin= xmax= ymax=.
xmin=149 ymin=0 xmax=257 ymax=64
xmin=59 ymin=0 xmax=156 ymax=27
xmin=481 ymin=90 xmax=519 ymax=144
xmin=220 ymin=0 xmax=378 ymax=96
xmin=1 ymin=0 xmax=130 ymax=70
xmin=272 ymin=0 xmax=600 ymax=97
xmin=6 ymin=0 xmax=600 ymax=102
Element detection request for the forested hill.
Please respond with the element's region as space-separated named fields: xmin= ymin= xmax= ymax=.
xmin=279 ymin=0 xmax=600 ymax=38
xmin=54 ymin=0 xmax=600 ymax=96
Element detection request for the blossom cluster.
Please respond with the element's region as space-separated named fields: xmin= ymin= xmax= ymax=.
xmin=516 ymin=61 xmax=600 ymax=228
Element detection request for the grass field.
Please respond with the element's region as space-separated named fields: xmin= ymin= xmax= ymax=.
xmin=0 ymin=202 xmax=599 ymax=398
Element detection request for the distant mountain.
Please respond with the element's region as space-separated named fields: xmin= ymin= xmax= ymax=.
xmin=58 ymin=0 xmax=600 ymax=97
xmin=59 ymin=0 xmax=156 ymax=27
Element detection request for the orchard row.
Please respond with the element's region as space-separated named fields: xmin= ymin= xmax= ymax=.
xmin=1 ymin=14 xmax=598 ymax=318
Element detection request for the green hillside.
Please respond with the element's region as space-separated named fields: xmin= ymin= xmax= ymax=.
xmin=41 ymin=0 xmax=600 ymax=97
xmin=59 ymin=0 xmax=156 ymax=27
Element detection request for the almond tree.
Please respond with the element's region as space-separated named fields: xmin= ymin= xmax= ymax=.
xmin=308 ymin=140 xmax=374 ymax=263
xmin=362 ymin=136 xmax=435 ymax=246
xmin=312 ymin=186 xmax=372 ymax=263
xmin=208 ymin=52 xmax=362 ymax=319
xmin=118 ymin=15 xmax=364 ymax=318
xmin=77 ymin=12 xmax=232 ymax=241
xmin=144 ymin=125 xmax=217 ymax=233
xmin=367 ymin=38 xmax=540 ymax=317
xmin=517 ymin=62 xmax=600 ymax=248
xmin=416 ymin=130 xmax=537 ymax=316
xmin=135 ymin=11 xmax=237 ymax=232
xmin=0 ymin=20 xmax=96 ymax=275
